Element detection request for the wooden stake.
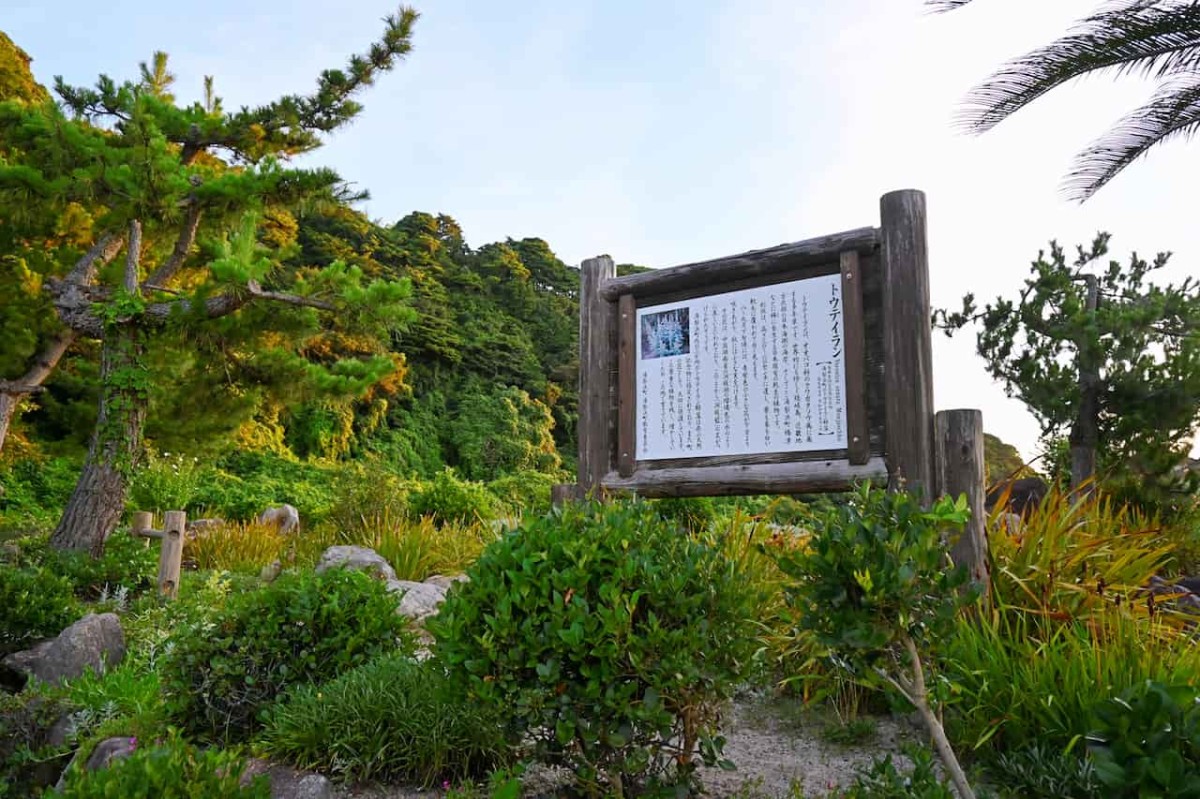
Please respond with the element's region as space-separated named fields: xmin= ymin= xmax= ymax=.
xmin=881 ymin=190 xmax=935 ymax=499
xmin=578 ymin=255 xmax=617 ymax=498
xmin=158 ymin=510 xmax=186 ymax=600
xmin=935 ymin=409 xmax=989 ymax=596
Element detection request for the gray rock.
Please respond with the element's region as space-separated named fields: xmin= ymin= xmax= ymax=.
xmin=424 ymin=573 xmax=468 ymax=591
xmin=241 ymin=758 xmax=333 ymax=799
xmin=54 ymin=736 xmax=138 ymax=790
xmin=261 ymin=559 xmax=283 ymax=582
xmin=258 ymin=504 xmax=301 ymax=534
xmin=386 ymin=579 xmax=447 ymax=621
xmin=315 ymin=545 xmax=397 ymax=582
xmin=2 ymin=613 xmax=125 ymax=687
xmin=185 ymin=518 xmax=225 ymax=539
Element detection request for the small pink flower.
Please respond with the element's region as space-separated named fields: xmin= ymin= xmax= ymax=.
xmin=129 ymin=737 xmax=138 ymax=750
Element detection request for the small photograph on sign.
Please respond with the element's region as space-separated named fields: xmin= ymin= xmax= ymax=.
xmin=641 ymin=308 xmax=690 ymax=360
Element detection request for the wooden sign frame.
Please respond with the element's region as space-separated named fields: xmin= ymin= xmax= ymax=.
xmin=576 ymin=189 xmax=935 ymax=500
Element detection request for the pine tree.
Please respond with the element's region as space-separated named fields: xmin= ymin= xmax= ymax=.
xmin=0 ymin=8 xmax=420 ymax=554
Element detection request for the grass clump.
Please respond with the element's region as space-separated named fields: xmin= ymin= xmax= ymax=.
xmin=261 ymin=652 xmax=507 ymax=786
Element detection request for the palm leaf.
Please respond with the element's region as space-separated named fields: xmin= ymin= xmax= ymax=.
xmin=1063 ymin=73 xmax=1200 ymax=199
xmin=958 ymin=3 xmax=1200 ymax=134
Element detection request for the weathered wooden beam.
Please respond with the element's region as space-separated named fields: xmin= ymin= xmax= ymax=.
xmin=600 ymin=227 xmax=881 ymax=302
xmin=841 ymin=250 xmax=870 ymax=466
xmin=934 ymin=409 xmax=989 ymax=595
xmin=578 ymin=256 xmax=618 ymax=498
xmin=880 ymin=190 xmax=934 ymax=498
xmin=617 ymin=294 xmax=637 ymax=478
xmin=602 ymin=457 xmax=888 ymax=498
xmin=157 ymin=510 xmax=186 ymax=600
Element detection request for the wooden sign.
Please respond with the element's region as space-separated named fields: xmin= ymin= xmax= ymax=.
xmin=576 ymin=189 xmax=935 ymax=500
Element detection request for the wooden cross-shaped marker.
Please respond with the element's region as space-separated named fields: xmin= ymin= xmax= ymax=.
xmin=130 ymin=510 xmax=186 ymax=599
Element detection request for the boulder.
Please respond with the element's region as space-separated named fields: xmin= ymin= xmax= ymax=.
xmin=258 ymin=504 xmax=300 ymax=534
xmin=424 ymin=573 xmax=468 ymax=591
xmin=260 ymin=559 xmax=283 ymax=583
xmin=240 ymin=759 xmax=333 ymax=799
xmin=2 ymin=613 xmax=125 ymax=688
xmin=386 ymin=579 xmax=447 ymax=621
xmin=314 ymin=545 xmax=397 ymax=582
xmin=54 ymin=736 xmax=138 ymax=791
xmin=185 ymin=518 xmax=225 ymax=539
xmin=985 ymin=477 xmax=1048 ymax=517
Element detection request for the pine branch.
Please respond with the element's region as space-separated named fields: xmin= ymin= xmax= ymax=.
xmin=1063 ymin=73 xmax=1200 ymax=200
xmin=0 ymin=329 xmax=75 ymax=396
xmin=143 ymin=201 xmax=203 ymax=288
xmin=958 ymin=4 xmax=1200 ymax=134
xmin=246 ymin=279 xmax=336 ymax=310
xmin=66 ymin=234 xmax=125 ymax=285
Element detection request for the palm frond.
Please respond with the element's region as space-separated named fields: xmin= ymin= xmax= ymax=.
xmin=1062 ymin=73 xmax=1200 ymax=200
xmin=926 ymin=0 xmax=978 ymax=11
xmin=959 ymin=3 xmax=1200 ymax=134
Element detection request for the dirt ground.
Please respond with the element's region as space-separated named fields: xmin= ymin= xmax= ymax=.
xmin=335 ymin=694 xmax=921 ymax=799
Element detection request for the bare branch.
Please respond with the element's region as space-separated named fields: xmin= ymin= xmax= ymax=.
xmin=66 ymin=234 xmax=124 ymax=285
xmin=124 ymin=220 xmax=142 ymax=293
xmin=144 ymin=201 xmax=202 ymax=288
xmin=246 ymin=279 xmax=336 ymax=311
xmin=143 ymin=291 xmax=250 ymax=323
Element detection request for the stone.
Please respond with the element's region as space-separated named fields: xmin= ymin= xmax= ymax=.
xmin=261 ymin=559 xmax=283 ymax=582
xmin=240 ymin=758 xmax=334 ymax=799
xmin=54 ymin=736 xmax=138 ymax=791
xmin=424 ymin=573 xmax=468 ymax=591
xmin=386 ymin=579 xmax=447 ymax=621
xmin=185 ymin=518 xmax=225 ymax=539
xmin=314 ymin=545 xmax=397 ymax=582
xmin=985 ymin=476 xmax=1048 ymax=517
xmin=258 ymin=504 xmax=300 ymax=534
xmin=2 ymin=613 xmax=125 ymax=688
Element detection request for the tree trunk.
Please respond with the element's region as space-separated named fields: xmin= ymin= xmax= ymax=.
xmin=50 ymin=327 xmax=147 ymax=556
xmin=0 ymin=330 xmax=75 ymax=456
xmin=1070 ymin=275 xmax=1100 ymax=494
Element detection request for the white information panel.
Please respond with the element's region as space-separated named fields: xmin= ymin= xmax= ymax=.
xmin=636 ymin=274 xmax=847 ymax=461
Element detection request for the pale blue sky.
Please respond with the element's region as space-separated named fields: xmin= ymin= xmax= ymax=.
xmin=6 ymin=0 xmax=1198 ymax=461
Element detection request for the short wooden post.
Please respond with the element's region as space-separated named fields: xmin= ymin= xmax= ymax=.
xmin=157 ymin=510 xmax=186 ymax=600
xmin=578 ymin=255 xmax=618 ymax=498
xmin=130 ymin=511 xmax=152 ymax=538
xmin=550 ymin=483 xmax=583 ymax=508
xmin=880 ymin=189 xmax=935 ymax=499
xmin=934 ymin=409 xmax=989 ymax=595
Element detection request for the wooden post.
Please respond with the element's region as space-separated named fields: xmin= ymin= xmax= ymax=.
xmin=130 ymin=511 xmax=152 ymax=548
xmin=935 ymin=409 xmax=989 ymax=594
xmin=880 ymin=190 xmax=935 ymax=499
xmin=157 ymin=510 xmax=186 ymax=600
xmin=550 ymin=483 xmax=582 ymax=508
xmin=578 ymin=255 xmax=618 ymax=498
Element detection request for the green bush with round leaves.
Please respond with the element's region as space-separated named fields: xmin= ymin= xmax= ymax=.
xmin=160 ymin=568 xmax=415 ymax=743
xmin=430 ymin=500 xmax=759 ymax=795
xmin=0 ymin=565 xmax=79 ymax=656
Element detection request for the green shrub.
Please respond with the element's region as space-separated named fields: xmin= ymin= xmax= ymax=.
xmin=486 ymin=470 xmax=558 ymax=518
xmin=325 ymin=463 xmax=414 ymax=532
xmin=54 ymin=534 xmax=159 ymax=600
xmin=409 ymin=468 xmax=498 ymax=525
xmin=767 ymin=484 xmax=979 ymax=799
xmin=0 ymin=690 xmax=75 ymax=796
xmin=431 ymin=500 xmax=759 ymax=795
xmin=649 ymin=496 xmax=718 ymax=533
xmin=818 ymin=746 xmax=956 ymax=799
xmin=0 ymin=456 xmax=80 ymax=531
xmin=160 ymin=569 xmax=415 ymax=743
xmin=1087 ymin=680 xmax=1200 ymax=797
xmin=986 ymin=743 xmax=1098 ymax=799
xmin=128 ymin=452 xmax=203 ymax=514
xmin=262 ymin=652 xmax=506 ymax=786
xmin=49 ymin=732 xmax=267 ymax=798
xmin=0 ymin=565 xmax=79 ymax=655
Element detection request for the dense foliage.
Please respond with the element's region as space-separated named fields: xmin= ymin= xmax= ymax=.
xmin=160 ymin=569 xmax=414 ymax=742
xmin=432 ymin=501 xmax=760 ymax=795
xmin=262 ymin=652 xmax=507 ymax=786
xmin=49 ymin=733 xmax=267 ymax=799
xmin=937 ymin=233 xmax=1200 ymax=507
xmin=0 ymin=564 xmax=79 ymax=656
